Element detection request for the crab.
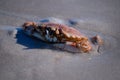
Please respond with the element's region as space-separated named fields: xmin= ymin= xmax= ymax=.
xmin=22 ymin=21 xmax=103 ymax=53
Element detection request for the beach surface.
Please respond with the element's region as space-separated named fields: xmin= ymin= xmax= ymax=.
xmin=0 ymin=0 xmax=120 ymax=80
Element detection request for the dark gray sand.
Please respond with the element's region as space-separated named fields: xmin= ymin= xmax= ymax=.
xmin=0 ymin=0 xmax=120 ymax=80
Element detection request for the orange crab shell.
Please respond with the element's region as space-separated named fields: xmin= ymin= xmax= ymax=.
xmin=22 ymin=22 xmax=92 ymax=53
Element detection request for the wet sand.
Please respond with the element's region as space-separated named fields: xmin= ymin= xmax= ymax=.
xmin=0 ymin=0 xmax=120 ymax=80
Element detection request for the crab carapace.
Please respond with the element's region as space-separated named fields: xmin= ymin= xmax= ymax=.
xmin=22 ymin=21 xmax=103 ymax=53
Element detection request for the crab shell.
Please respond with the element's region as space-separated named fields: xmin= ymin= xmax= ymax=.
xmin=22 ymin=22 xmax=92 ymax=52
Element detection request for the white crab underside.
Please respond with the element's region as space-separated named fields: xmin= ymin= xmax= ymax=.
xmin=24 ymin=27 xmax=58 ymax=43
xmin=24 ymin=28 xmax=46 ymax=41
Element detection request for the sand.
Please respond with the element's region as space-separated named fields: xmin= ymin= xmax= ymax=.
xmin=0 ymin=0 xmax=120 ymax=80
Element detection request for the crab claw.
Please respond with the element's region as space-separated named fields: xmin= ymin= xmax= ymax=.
xmin=76 ymin=41 xmax=92 ymax=53
xmin=65 ymin=36 xmax=92 ymax=53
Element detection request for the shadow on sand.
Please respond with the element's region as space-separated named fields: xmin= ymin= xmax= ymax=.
xmin=15 ymin=29 xmax=54 ymax=50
